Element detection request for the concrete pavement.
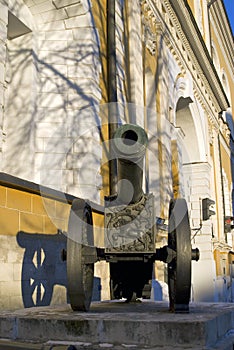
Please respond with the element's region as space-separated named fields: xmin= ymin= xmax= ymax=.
xmin=0 ymin=301 xmax=233 ymax=349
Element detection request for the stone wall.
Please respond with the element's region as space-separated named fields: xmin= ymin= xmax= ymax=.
xmin=0 ymin=173 xmax=70 ymax=310
xmin=0 ymin=173 xmax=110 ymax=310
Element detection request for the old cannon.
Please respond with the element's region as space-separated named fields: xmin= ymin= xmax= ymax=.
xmin=66 ymin=123 xmax=200 ymax=313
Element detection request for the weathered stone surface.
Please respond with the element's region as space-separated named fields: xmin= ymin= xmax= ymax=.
xmin=52 ymin=0 xmax=82 ymax=9
xmin=0 ymin=301 xmax=233 ymax=349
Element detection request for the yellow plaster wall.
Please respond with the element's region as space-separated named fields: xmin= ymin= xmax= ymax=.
xmin=187 ymin=0 xmax=195 ymax=14
xmin=0 ymin=185 xmax=70 ymax=236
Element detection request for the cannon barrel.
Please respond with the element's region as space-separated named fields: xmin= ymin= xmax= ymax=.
xmin=113 ymin=124 xmax=148 ymax=204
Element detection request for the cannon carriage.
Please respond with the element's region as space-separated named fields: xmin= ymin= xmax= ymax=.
xmin=66 ymin=123 xmax=200 ymax=313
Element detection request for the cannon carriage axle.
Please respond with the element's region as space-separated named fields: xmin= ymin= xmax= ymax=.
xmin=66 ymin=124 xmax=200 ymax=313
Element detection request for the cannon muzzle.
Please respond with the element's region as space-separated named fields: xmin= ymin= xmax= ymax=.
xmin=113 ymin=124 xmax=148 ymax=204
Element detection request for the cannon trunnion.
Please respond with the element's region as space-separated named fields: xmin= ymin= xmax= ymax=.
xmin=66 ymin=124 xmax=200 ymax=313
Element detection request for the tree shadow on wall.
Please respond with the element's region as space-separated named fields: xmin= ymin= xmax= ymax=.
xmin=17 ymin=230 xmax=67 ymax=308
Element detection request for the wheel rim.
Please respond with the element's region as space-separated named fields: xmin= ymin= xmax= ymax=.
xmin=67 ymin=199 xmax=94 ymax=311
xmin=168 ymin=198 xmax=191 ymax=313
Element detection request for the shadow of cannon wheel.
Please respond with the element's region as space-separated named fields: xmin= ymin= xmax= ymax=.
xmin=17 ymin=231 xmax=67 ymax=308
xmin=22 ymin=246 xmax=54 ymax=307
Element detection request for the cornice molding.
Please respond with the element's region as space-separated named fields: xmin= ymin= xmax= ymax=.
xmin=165 ymin=0 xmax=229 ymax=112
xmin=210 ymin=1 xmax=234 ymax=77
xmin=140 ymin=0 xmax=230 ymax=115
xmin=141 ymin=10 xmax=157 ymax=55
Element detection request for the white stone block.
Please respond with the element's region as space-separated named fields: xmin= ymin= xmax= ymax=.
xmin=36 ymin=121 xmax=67 ymax=138
xmin=0 ymin=281 xmax=22 ymax=298
xmin=199 ymin=250 xmax=215 ymax=260
xmin=44 ymin=137 xmax=73 ymax=154
xmin=68 ymin=78 xmax=101 ymax=96
xmin=0 ymin=5 xmax=8 ymax=24
xmin=22 ymin=0 xmax=35 ymax=7
xmin=0 ymin=44 xmax=6 ymax=63
xmin=62 ymin=169 xmax=74 ymax=184
xmin=7 ymin=249 xmax=22 ymax=264
xmin=37 ymin=31 xmax=46 ymax=41
xmin=65 ymin=3 xmax=88 ymax=17
xmin=36 ymin=108 xmax=66 ymax=122
xmin=0 ymin=21 xmax=7 ymax=43
xmin=191 ymin=178 xmax=210 ymax=188
xmin=191 ymin=201 xmax=201 ymax=210
xmin=67 ymin=152 xmax=100 ymax=170
xmin=72 ymin=27 xmax=97 ymax=41
xmin=68 ymin=88 xmax=102 ymax=106
xmin=39 ymin=77 xmax=67 ymax=94
xmin=0 ymin=263 xmax=14 ymax=282
xmin=35 ymin=151 xmax=67 ymax=170
xmin=74 ymin=167 xmax=102 ymax=188
xmin=10 ymin=296 xmax=23 ymax=309
xmin=40 ymin=9 xmax=68 ymax=23
xmin=38 ymin=20 xmax=66 ymax=31
xmin=201 ymin=223 xmax=213 ymax=235
xmin=191 ymin=218 xmax=201 ymax=229
xmin=40 ymin=64 xmax=67 ymax=78
xmin=65 ymin=13 xmax=93 ymax=28
xmin=53 ymin=0 xmax=81 ymax=9
xmin=68 ymin=40 xmax=98 ymax=54
xmin=190 ymin=185 xmax=208 ymax=195
xmin=40 ymin=169 xmax=64 ymax=186
xmin=66 ymin=115 xmax=100 ymax=140
xmin=68 ymin=52 xmax=100 ymax=70
xmin=192 ymin=259 xmax=216 ymax=302
xmin=0 ymin=63 xmax=4 ymax=85
xmin=35 ymin=137 xmax=45 ymax=152
xmin=45 ymin=29 xmax=73 ymax=40
xmin=13 ymin=264 xmax=22 ymax=281
xmin=38 ymin=39 xmax=68 ymax=51
xmin=67 ymin=183 xmax=100 ymax=203
xmin=38 ymin=92 xmax=67 ymax=109
xmin=190 ymin=208 xmax=201 ymax=221
xmin=30 ymin=2 xmax=55 ymax=15
xmin=73 ymin=141 xmax=101 ymax=159
xmin=192 ymin=234 xmax=212 ymax=244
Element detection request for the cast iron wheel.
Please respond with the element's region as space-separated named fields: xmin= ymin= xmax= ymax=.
xmin=168 ymin=198 xmax=191 ymax=313
xmin=67 ymin=199 xmax=94 ymax=311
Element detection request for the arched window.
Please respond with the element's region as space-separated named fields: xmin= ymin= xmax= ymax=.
xmin=220 ymin=69 xmax=232 ymax=126
xmin=221 ymin=69 xmax=231 ymax=101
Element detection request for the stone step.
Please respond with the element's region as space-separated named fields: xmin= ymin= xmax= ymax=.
xmin=0 ymin=301 xmax=233 ymax=350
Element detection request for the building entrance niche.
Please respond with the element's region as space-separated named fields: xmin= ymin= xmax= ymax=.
xmin=176 ymin=97 xmax=200 ymax=164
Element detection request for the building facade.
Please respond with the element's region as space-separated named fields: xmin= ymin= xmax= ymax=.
xmin=0 ymin=0 xmax=233 ymax=309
